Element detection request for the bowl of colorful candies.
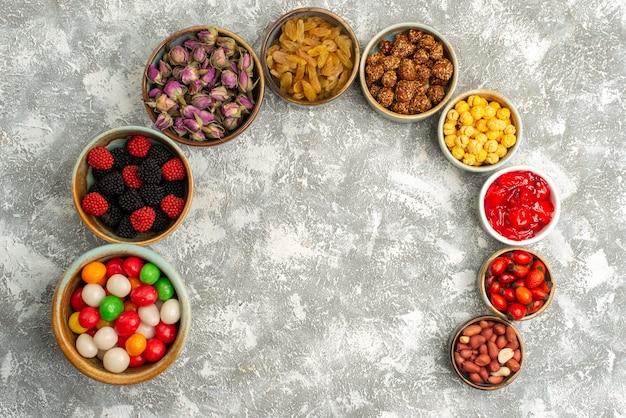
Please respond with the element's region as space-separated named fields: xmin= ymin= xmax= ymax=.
xmin=438 ymin=89 xmax=522 ymax=172
xmin=478 ymin=247 xmax=555 ymax=321
xmin=51 ymin=244 xmax=190 ymax=385
xmin=449 ymin=315 xmax=525 ymax=390
xmin=359 ymin=22 xmax=458 ymax=123
xmin=143 ymin=26 xmax=265 ymax=146
xmin=260 ymin=7 xmax=360 ymax=106
xmin=72 ymin=126 xmax=193 ymax=246
xmin=478 ymin=164 xmax=561 ymax=246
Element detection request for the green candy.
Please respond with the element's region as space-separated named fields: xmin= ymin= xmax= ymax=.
xmin=99 ymin=295 xmax=124 ymax=322
xmin=153 ymin=277 xmax=175 ymax=301
xmin=139 ymin=262 xmax=161 ymax=285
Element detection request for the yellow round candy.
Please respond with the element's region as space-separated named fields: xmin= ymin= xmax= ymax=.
xmin=69 ymin=311 xmax=88 ymax=334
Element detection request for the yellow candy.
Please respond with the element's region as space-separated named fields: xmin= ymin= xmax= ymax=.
xmin=69 ymin=312 xmax=88 ymax=334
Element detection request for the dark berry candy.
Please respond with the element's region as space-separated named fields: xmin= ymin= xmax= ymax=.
xmin=139 ymin=184 xmax=164 ymax=207
xmin=110 ymin=147 xmax=132 ymax=171
xmin=138 ymin=158 xmax=162 ymax=184
xmin=162 ymin=180 xmax=186 ymax=198
xmin=100 ymin=204 xmax=123 ymax=228
xmin=97 ymin=170 xmax=125 ymax=195
xmin=118 ymin=189 xmax=145 ymax=213
xmin=147 ymin=143 xmax=173 ymax=166
xmin=151 ymin=209 xmax=171 ymax=232
xmin=91 ymin=168 xmax=111 ymax=181
xmin=117 ymin=215 xmax=138 ymax=238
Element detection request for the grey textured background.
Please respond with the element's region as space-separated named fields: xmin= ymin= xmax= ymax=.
xmin=1 ymin=0 xmax=625 ymax=417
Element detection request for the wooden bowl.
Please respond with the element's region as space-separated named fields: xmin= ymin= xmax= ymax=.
xmin=72 ymin=126 xmax=193 ymax=246
xmin=449 ymin=315 xmax=525 ymax=390
xmin=260 ymin=7 xmax=360 ymax=106
xmin=51 ymin=244 xmax=191 ymax=385
xmin=438 ymin=89 xmax=523 ymax=172
xmin=142 ymin=26 xmax=265 ymax=146
xmin=478 ymin=247 xmax=556 ymax=321
xmin=359 ymin=22 xmax=458 ymax=123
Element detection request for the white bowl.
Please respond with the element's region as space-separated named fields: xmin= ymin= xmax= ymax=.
xmin=478 ymin=165 xmax=561 ymax=246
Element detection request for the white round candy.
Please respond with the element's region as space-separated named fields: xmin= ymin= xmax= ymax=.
xmin=93 ymin=326 xmax=118 ymax=351
xmin=138 ymin=304 xmax=160 ymax=327
xmin=102 ymin=347 xmax=130 ymax=373
xmin=106 ymin=274 xmax=131 ymax=298
xmin=160 ymin=299 xmax=181 ymax=325
xmin=81 ymin=283 xmax=106 ymax=307
xmin=135 ymin=322 xmax=155 ymax=339
xmin=75 ymin=333 xmax=98 ymax=358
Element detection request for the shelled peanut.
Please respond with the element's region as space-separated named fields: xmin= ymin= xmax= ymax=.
xmin=266 ymin=16 xmax=354 ymax=101
xmin=452 ymin=319 xmax=523 ymax=386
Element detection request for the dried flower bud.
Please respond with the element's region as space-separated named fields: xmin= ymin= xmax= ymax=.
xmin=217 ymin=36 xmax=236 ymax=56
xmin=147 ymin=65 xmax=162 ymax=84
xmin=163 ymin=80 xmax=186 ymax=101
xmin=209 ymin=86 xmax=229 ymax=102
xmin=210 ymin=48 xmax=229 ymax=69
xmin=221 ymin=102 xmax=242 ymax=119
xmin=148 ymin=87 xmax=163 ymax=99
xmin=223 ymin=117 xmax=240 ymax=131
xmin=201 ymin=67 xmax=218 ymax=88
xmin=172 ymin=117 xmax=186 ymax=136
xmin=181 ymin=105 xmax=201 ymax=120
xmin=238 ymin=70 xmax=257 ymax=93
xmin=197 ymin=27 xmax=218 ymax=45
xmin=221 ymin=69 xmax=238 ymax=89
xmin=187 ymin=79 xmax=203 ymax=95
xmin=158 ymin=60 xmax=172 ymax=78
xmin=155 ymin=94 xmax=178 ymax=113
xmin=168 ymin=45 xmax=189 ymax=66
xmin=189 ymin=130 xmax=207 ymax=141
xmin=192 ymin=45 xmax=207 ymax=63
xmin=202 ymin=123 xmax=225 ymax=139
xmin=197 ymin=110 xmax=216 ymax=125
xmin=180 ymin=65 xmax=199 ymax=84
xmin=154 ymin=112 xmax=173 ymax=130
xmin=236 ymin=94 xmax=255 ymax=110
xmin=183 ymin=117 xmax=201 ymax=133
xmin=238 ymin=53 xmax=253 ymax=73
xmin=190 ymin=93 xmax=213 ymax=109
xmin=183 ymin=38 xmax=198 ymax=50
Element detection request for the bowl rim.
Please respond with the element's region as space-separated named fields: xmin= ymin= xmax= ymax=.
xmin=477 ymin=246 xmax=556 ymax=320
xmin=50 ymin=243 xmax=191 ymax=385
xmin=260 ymin=7 xmax=361 ymax=106
xmin=449 ymin=315 xmax=525 ymax=390
xmin=478 ymin=164 xmax=561 ymax=246
xmin=437 ymin=88 xmax=523 ymax=172
xmin=142 ymin=25 xmax=265 ymax=147
xmin=358 ymin=22 xmax=459 ymax=123
xmin=71 ymin=125 xmax=194 ymax=246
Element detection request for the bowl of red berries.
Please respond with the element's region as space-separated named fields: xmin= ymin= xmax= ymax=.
xmin=72 ymin=126 xmax=193 ymax=246
xmin=478 ymin=165 xmax=560 ymax=246
xmin=51 ymin=244 xmax=191 ymax=385
xmin=478 ymin=247 xmax=555 ymax=321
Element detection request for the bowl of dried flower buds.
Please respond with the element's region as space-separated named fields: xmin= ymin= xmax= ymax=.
xmin=359 ymin=22 xmax=458 ymax=123
xmin=260 ymin=7 xmax=360 ymax=106
xmin=143 ymin=26 xmax=265 ymax=146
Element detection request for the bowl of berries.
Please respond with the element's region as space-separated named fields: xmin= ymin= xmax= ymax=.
xmin=449 ymin=315 xmax=525 ymax=390
xmin=51 ymin=244 xmax=190 ymax=385
xmin=478 ymin=165 xmax=560 ymax=246
xmin=478 ymin=247 xmax=555 ymax=321
xmin=72 ymin=126 xmax=193 ymax=246
xmin=359 ymin=22 xmax=458 ymax=123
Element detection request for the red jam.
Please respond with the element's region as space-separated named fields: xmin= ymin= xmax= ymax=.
xmin=484 ymin=170 xmax=555 ymax=241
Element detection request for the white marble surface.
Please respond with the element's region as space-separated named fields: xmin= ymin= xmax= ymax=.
xmin=1 ymin=0 xmax=625 ymax=416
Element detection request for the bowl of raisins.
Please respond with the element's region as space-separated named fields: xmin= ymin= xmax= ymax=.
xmin=478 ymin=165 xmax=561 ymax=246
xmin=51 ymin=244 xmax=191 ymax=385
xmin=359 ymin=22 xmax=458 ymax=123
xmin=72 ymin=126 xmax=194 ymax=246
xmin=438 ymin=89 xmax=523 ymax=172
xmin=260 ymin=7 xmax=360 ymax=106
xmin=478 ymin=247 xmax=556 ymax=321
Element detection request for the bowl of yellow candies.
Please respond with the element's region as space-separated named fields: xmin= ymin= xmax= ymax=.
xmin=437 ymin=89 xmax=523 ymax=172
xmin=260 ymin=7 xmax=360 ymax=106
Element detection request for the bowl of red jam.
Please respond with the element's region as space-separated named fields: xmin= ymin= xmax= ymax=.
xmin=479 ymin=165 xmax=561 ymax=246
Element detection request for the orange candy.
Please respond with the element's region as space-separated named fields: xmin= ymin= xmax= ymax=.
xmin=81 ymin=261 xmax=107 ymax=285
xmin=125 ymin=333 xmax=147 ymax=357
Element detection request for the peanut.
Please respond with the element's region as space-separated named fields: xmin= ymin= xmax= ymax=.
xmin=490 ymin=366 xmax=511 ymax=377
xmin=487 ymin=341 xmax=499 ymax=360
xmin=458 ymin=335 xmax=470 ymax=344
xmin=506 ymin=358 xmax=521 ymax=372
xmin=462 ymin=324 xmax=483 ymax=337
xmin=498 ymin=347 xmax=515 ymax=364
xmin=506 ymin=325 xmax=517 ymax=342
xmin=488 ymin=375 xmax=504 ymax=385
xmin=474 ymin=354 xmax=491 ymax=367
xmin=462 ymin=361 xmax=481 ymax=374
xmin=469 ymin=335 xmax=486 ymax=349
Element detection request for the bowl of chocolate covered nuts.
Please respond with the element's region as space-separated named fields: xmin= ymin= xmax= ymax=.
xmin=449 ymin=315 xmax=525 ymax=390
xmin=359 ymin=22 xmax=458 ymax=123
xmin=261 ymin=7 xmax=360 ymax=106
xmin=437 ymin=89 xmax=523 ymax=172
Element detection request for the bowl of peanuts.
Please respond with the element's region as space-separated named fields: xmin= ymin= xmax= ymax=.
xmin=51 ymin=244 xmax=191 ymax=385
xmin=260 ymin=7 xmax=360 ymax=106
xmin=449 ymin=315 xmax=525 ymax=390
xmin=438 ymin=89 xmax=522 ymax=171
xmin=359 ymin=22 xmax=458 ymax=123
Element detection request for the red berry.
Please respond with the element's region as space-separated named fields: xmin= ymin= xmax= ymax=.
xmin=81 ymin=192 xmax=109 ymax=216
xmin=87 ymin=146 xmax=114 ymax=170
xmin=129 ymin=206 xmax=156 ymax=232
xmin=127 ymin=135 xmax=152 ymax=157
xmin=161 ymin=158 xmax=187 ymax=181
xmin=122 ymin=165 xmax=144 ymax=188
xmin=160 ymin=194 xmax=185 ymax=219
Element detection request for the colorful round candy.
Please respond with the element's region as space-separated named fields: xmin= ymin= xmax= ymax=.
xmin=139 ymin=263 xmax=160 ymax=285
xmin=103 ymin=347 xmax=130 ymax=373
xmin=153 ymin=277 xmax=175 ymax=300
xmin=99 ymin=295 xmax=124 ymax=322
